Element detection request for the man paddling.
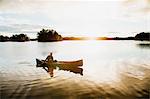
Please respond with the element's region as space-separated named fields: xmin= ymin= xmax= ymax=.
xmin=44 ymin=52 xmax=54 ymax=77
xmin=45 ymin=52 xmax=53 ymax=63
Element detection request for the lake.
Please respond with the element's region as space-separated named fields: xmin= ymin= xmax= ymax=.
xmin=0 ymin=40 xmax=150 ymax=99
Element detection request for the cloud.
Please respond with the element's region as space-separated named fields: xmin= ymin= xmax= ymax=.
xmin=0 ymin=24 xmax=49 ymax=33
xmin=123 ymin=0 xmax=150 ymax=14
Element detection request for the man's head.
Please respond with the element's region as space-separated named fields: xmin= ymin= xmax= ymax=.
xmin=50 ymin=52 xmax=52 ymax=56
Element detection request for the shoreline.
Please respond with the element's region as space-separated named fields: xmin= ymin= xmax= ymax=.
xmin=0 ymin=39 xmax=150 ymax=42
xmin=1 ymin=32 xmax=150 ymax=42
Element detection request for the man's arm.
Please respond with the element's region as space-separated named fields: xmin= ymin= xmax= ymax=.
xmin=45 ymin=56 xmax=49 ymax=62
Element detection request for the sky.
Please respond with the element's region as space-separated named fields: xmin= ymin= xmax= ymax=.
xmin=0 ymin=0 xmax=150 ymax=37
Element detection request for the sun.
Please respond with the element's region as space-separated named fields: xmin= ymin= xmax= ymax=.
xmin=88 ymin=37 xmax=97 ymax=40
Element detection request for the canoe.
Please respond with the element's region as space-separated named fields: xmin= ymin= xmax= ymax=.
xmin=36 ymin=59 xmax=83 ymax=68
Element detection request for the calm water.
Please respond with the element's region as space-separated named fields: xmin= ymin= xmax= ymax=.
xmin=0 ymin=40 xmax=150 ymax=99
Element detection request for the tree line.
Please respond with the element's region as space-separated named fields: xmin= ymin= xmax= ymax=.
xmin=0 ymin=29 xmax=63 ymax=42
xmin=0 ymin=29 xmax=150 ymax=42
xmin=0 ymin=34 xmax=30 ymax=42
xmin=37 ymin=29 xmax=62 ymax=42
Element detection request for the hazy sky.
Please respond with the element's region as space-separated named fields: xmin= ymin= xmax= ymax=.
xmin=0 ymin=0 xmax=150 ymax=37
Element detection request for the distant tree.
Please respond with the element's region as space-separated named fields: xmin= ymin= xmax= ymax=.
xmin=0 ymin=35 xmax=9 ymax=42
xmin=10 ymin=34 xmax=30 ymax=42
xmin=135 ymin=32 xmax=150 ymax=41
xmin=37 ymin=29 xmax=63 ymax=42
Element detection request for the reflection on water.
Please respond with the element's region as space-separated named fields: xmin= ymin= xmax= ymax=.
xmin=40 ymin=64 xmax=83 ymax=77
xmin=137 ymin=43 xmax=150 ymax=49
xmin=0 ymin=41 xmax=150 ymax=99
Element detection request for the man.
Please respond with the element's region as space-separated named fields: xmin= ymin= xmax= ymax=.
xmin=44 ymin=52 xmax=54 ymax=77
xmin=45 ymin=52 xmax=53 ymax=63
